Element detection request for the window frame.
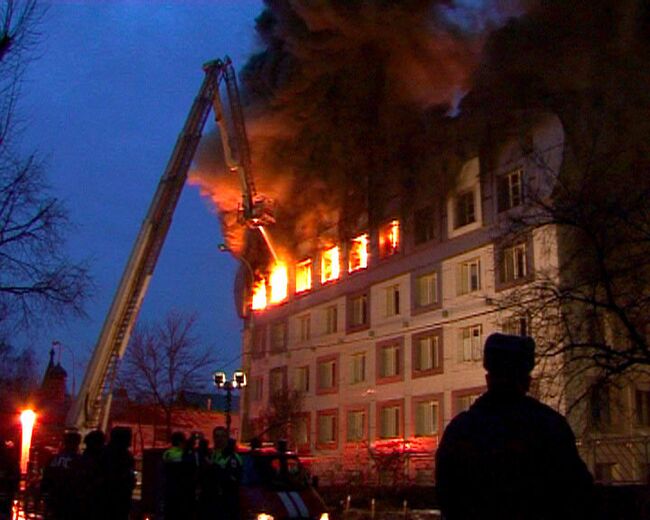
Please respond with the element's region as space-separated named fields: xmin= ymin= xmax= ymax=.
xmin=295 ymin=258 xmax=313 ymax=294
xmin=497 ymin=167 xmax=524 ymax=213
xmin=378 ymin=219 xmax=400 ymax=259
xmin=454 ymin=189 xmax=476 ymax=229
xmin=293 ymin=365 xmax=310 ymax=393
xmin=316 ymin=409 xmax=338 ymax=449
xmin=269 ymin=320 xmax=288 ymax=354
xmin=412 ymin=328 xmax=444 ymax=378
xmin=269 ymin=365 xmax=288 ymax=397
xmin=377 ymin=399 xmax=404 ymax=440
xmin=384 ymin=284 xmax=401 ymax=317
xmin=349 ymin=351 xmax=367 ymax=385
xmin=345 ymin=405 xmax=369 ymax=443
xmin=411 ymin=393 xmax=444 ymax=438
xmin=324 ymin=304 xmax=338 ymax=334
xmin=347 ymin=289 xmax=370 ymax=333
xmin=458 ymin=324 xmax=483 ymax=363
xmin=411 ymin=268 xmax=441 ymax=315
xmin=293 ymin=412 xmax=311 ymax=451
xmin=457 ymin=257 xmax=481 ymax=295
xmin=495 ymin=236 xmax=534 ymax=291
xmin=376 ymin=337 xmax=404 ymax=385
xmin=316 ymin=354 xmax=339 ymax=395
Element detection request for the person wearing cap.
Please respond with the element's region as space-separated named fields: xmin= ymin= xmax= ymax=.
xmin=435 ymin=333 xmax=594 ymax=520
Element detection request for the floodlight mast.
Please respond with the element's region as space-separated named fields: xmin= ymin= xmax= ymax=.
xmin=66 ymin=59 xmax=267 ymax=434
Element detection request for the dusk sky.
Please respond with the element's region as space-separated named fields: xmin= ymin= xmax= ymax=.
xmin=19 ymin=0 xmax=264 ymax=384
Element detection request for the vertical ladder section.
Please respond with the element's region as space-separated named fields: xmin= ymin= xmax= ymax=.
xmin=66 ymin=62 xmax=222 ymax=432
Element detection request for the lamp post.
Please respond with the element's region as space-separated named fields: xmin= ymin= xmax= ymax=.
xmin=213 ymin=370 xmax=247 ymax=438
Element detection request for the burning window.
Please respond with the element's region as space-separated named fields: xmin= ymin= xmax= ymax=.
xmin=269 ymin=262 xmax=288 ymax=304
xmin=321 ymin=246 xmax=340 ymax=283
xmin=348 ymin=234 xmax=369 ymax=272
xmin=379 ymin=220 xmax=400 ymax=258
xmin=295 ymin=259 xmax=312 ymax=293
xmin=251 ymin=278 xmax=268 ymax=311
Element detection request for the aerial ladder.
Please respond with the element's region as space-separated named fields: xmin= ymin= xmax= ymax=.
xmin=66 ymin=58 xmax=272 ymax=433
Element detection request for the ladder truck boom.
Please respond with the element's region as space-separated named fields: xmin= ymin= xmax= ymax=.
xmin=66 ymin=61 xmax=224 ymax=433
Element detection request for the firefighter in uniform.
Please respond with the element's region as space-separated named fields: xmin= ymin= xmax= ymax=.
xmin=162 ymin=432 xmax=195 ymax=520
xmin=435 ymin=333 xmax=594 ymax=520
xmin=199 ymin=427 xmax=242 ymax=520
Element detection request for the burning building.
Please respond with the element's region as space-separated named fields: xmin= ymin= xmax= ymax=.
xmin=192 ymin=1 xmax=650 ymax=485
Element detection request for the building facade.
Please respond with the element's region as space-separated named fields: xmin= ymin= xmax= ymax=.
xmin=238 ymin=112 xmax=650 ymax=485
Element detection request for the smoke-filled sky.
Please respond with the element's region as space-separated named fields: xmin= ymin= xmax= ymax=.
xmin=16 ymin=0 xmax=647 ymax=390
xmin=19 ymin=0 xmax=263 ymax=383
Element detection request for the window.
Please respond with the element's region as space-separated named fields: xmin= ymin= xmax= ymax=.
xmin=455 ymin=392 xmax=481 ymax=414
xmin=501 ymin=243 xmax=528 ymax=283
xmin=594 ymin=463 xmax=617 ymax=484
xmin=458 ymin=258 xmax=481 ymax=295
xmin=459 ymin=325 xmax=482 ymax=362
xmin=349 ymin=293 xmax=369 ymax=329
xmin=379 ymin=220 xmax=400 ymax=258
xmin=350 ymin=352 xmax=366 ymax=384
xmin=379 ymin=404 xmax=401 ymax=439
xmin=325 ymin=305 xmax=338 ymax=334
xmin=321 ymin=246 xmax=340 ymax=283
xmin=636 ymin=389 xmax=650 ymax=427
xmin=269 ymin=367 xmax=287 ymax=396
xmin=590 ymin=386 xmax=612 ymax=428
xmin=349 ymin=234 xmax=369 ymax=272
xmin=385 ymin=284 xmax=400 ymax=317
xmin=317 ymin=357 xmax=337 ymax=392
xmin=414 ymin=205 xmax=435 ymax=245
xmin=498 ymin=168 xmax=523 ymax=212
xmin=415 ymin=272 xmax=438 ymax=308
xmin=413 ymin=333 xmax=441 ymax=373
xmin=502 ymin=316 xmax=528 ymax=337
xmin=317 ymin=411 xmax=337 ymax=445
xmin=346 ymin=410 xmax=366 ymax=442
xmin=250 ymin=377 xmax=263 ymax=402
xmin=379 ymin=342 xmax=401 ymax=379
xmin=270 ymin=321 xmax=287 ymax=353
xmin=295 ymin=259 xmax=312 ymax=293
xmin=455 ymin=190 xmax=476 ymax=228
xmin=298 ymin=314 xmax=311 ymax=342
xmin=294 ymin=415 xmax=310 ymax=446
xmin=252 ymin=326 xmax=266 ymax=358
xmin=414 ymin=399 xmax=439 ymax=437
xmin=293 ymin=366 xmax=310 ymax=393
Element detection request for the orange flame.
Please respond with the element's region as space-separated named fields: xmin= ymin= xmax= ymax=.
xmin=380 ymin=220 xmax=400 ymax=257
xmin=269 ymin=262 xmax=288 ymax=303
xmin=251 ymin=279 xmax=267 ymax=311
xmin=321 ymin=246 xmax=340 ymax=283
xmin=295 ymin=259 xmax=312 ymax=293
xmin=349 ymin=234 xmax=369 ymax=272
xmin=19 ymin=409 xmax=35 ymax=475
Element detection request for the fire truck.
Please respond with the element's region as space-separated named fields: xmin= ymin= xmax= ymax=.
xmin=65 ymin=57 xmax=271 ymax=434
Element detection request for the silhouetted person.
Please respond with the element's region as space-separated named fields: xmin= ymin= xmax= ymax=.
xmin=162 ymin=431 xmax=195 ymax=520
xmin=436 ymin=333 xmax=594 ymax=520
xmin=101 ymin=427 xmax=135 ymax=520
xmin=198 ymin=427 xmax=241 ymax=520
xmin=41 ymin=431 xmax=82 ymax=520
xmin=75 ymin=430 xmax=105 ymax=519
xmin=0 ymin=437 xmax=19 ymax=520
